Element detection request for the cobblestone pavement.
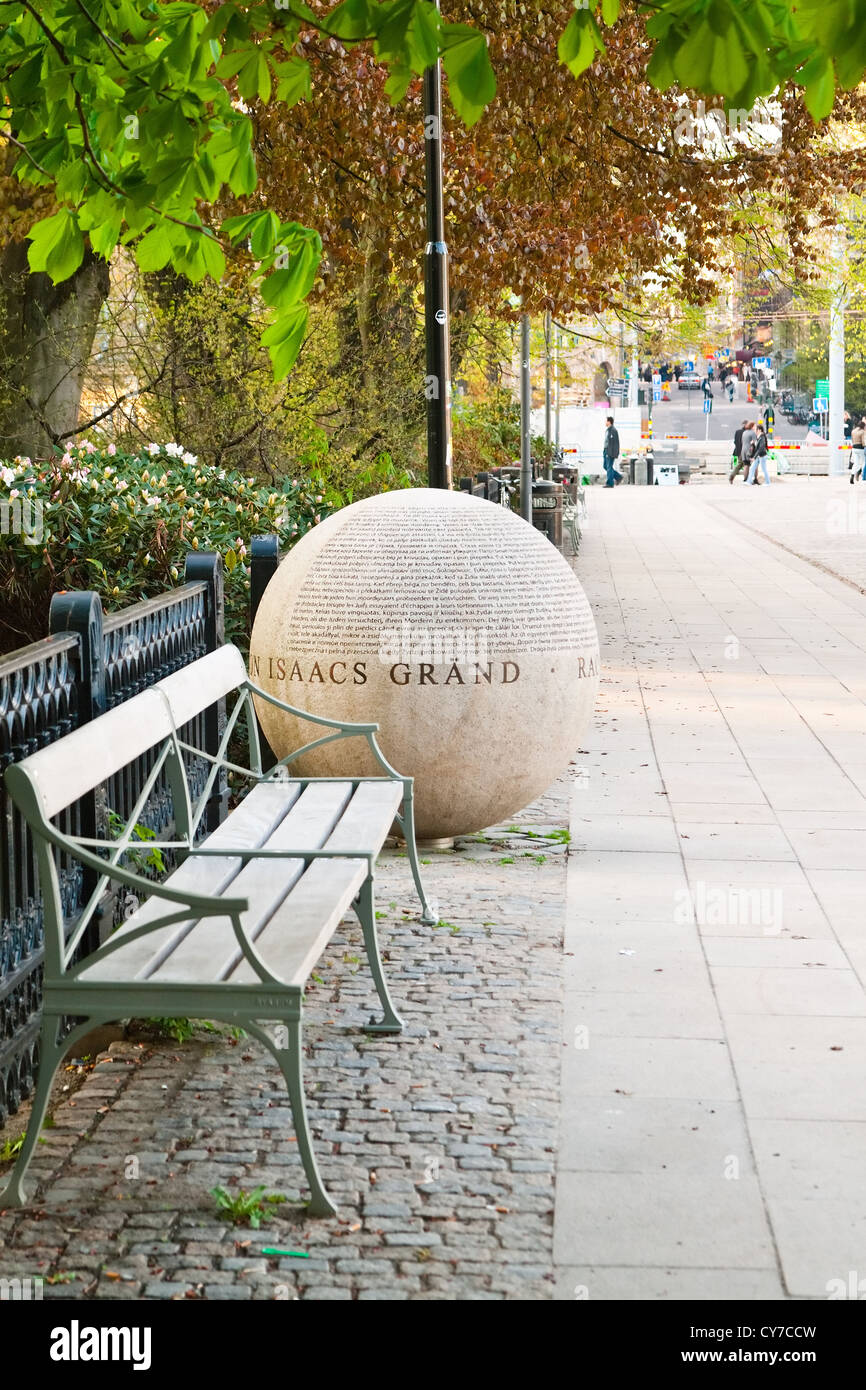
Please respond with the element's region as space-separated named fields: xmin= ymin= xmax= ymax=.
xmin=0 ymin=782 xmax=571 ymax=1301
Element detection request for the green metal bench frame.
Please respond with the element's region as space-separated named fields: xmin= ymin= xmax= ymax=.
xmin=0 ymin=645 xmax=436 ymax=1218
xmin=563 ymin=502 xmax=581 ymax=555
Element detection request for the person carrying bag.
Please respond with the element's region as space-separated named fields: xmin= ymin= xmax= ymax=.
xmin=747 ymin=422 xmax=771 ymax=485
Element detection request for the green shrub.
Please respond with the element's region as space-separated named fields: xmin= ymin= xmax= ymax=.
xmin=0 ymin=441 xmax=334 ymax=654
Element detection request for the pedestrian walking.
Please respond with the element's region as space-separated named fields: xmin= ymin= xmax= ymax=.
xmin=729 ymin=420 xmax=751 ymax=483
xmin=602 ymin=415 xmax=623 ymax=488
xmin=747 ymin=421 xmax=771 ymax=485
xmin=727 ymin=376 xmax=735 ymax=404
xmin=736 ymin=420 xmax=758 ymax=483
xmin=850 ymin=418 xmax=865 ymax=483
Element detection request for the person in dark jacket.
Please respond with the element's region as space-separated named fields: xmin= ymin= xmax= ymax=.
xmin=603 ymin=417 xmax=622 ymax=487
xmin=729 ymin=420 xmax=750 ymax=483
xmin=747 ymin=421 xmax=771 ymax=485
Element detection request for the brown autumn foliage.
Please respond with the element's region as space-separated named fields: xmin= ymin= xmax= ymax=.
xmin=234 ymin=1 xmax=866 ymax=324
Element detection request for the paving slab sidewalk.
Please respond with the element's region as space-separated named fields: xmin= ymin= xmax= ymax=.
xmin=556 ymin=479 xmax=866 ymax=1301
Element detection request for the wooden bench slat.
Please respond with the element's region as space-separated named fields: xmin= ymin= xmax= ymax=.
xmin=230 ymin=857 xmax=368 ymax=987
xmin=318 ymin=781 xmax=404 ymax=854
xmin=78 ymin=783 xmax=300 ymax=982
xmin=156 ymin=646 xmax=249 ymax=728
xmin=229 ymin=781 xmax=404 ymax=987
xmin=18 ymin=689 xmax=173 ymax=821
xmin=146 ymin=781 xmax=355 ymax=983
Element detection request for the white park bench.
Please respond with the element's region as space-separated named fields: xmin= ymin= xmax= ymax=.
xmin=0 ymin=644 xmax=436 ymax=1218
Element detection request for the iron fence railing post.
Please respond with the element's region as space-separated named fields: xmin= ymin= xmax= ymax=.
xmin=249 ymin=536 xmax=280 ymax=774
xmin=49 ymin=592 xmax=106 ymax=943
xmin=184 ymin=552 xmax=227 ymax=831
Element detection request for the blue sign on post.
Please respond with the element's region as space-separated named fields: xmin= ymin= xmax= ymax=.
xmin=703 ymin=397 xmax=712 ymax=414
xmin=653 ymin=388 xmax=661 ymax=402
xmin=814 ymin=397 xmax=829 ymax=413
xmin=685 ymin=360 xmax=694 ymax=372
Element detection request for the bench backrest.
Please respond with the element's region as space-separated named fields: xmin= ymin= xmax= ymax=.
xmin=156 ymin=643 xmax=248 ymax=730
xmin=6 ymin=644 xmax=250 ymax=823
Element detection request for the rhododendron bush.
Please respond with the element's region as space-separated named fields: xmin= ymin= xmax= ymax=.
xmin=0 ymin=441 xmax=332 ymax=655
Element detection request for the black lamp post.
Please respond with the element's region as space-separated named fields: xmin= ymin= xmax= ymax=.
xmin=423 ymin=4 xmax=452 ymax=490
xmin=520 ymin=312 xmax=532 ymax=521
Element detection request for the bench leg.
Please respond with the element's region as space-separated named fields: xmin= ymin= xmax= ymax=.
xmin=0 ymin=1014 xmax=92 ymax=1209
xmin=244 ymin=1017 xmax=337 ymax=1219
xmin=397 ymin=785 xmax=439 ymax=925
xmin=355 ymin=876 xmax=404 ymax=1035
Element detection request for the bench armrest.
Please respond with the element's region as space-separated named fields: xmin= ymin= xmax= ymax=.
xmin=245 ymin=679 xmax=379 ymax=734
xmin=243 ymin=679 xmax=410 ymax=787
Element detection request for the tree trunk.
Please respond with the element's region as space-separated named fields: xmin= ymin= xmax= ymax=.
xmin=0 ymin=237 xmax=110 ymax=460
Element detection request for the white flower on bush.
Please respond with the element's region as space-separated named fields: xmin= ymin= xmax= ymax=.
xmin=84 ymin=440 xmax=96 ymax=454
xmin=182 ymin=451 xmax=197 ymax=466
xmin=1 ymin=466 xmax=15 ymax=486
xmin=60 ymin=452 xmax=73 ymax=466
xmin=164 ymin=442 xmax=182 ymax=457
xmin=234 ymin=537 xmax=247 ymax=557
xmin=107 ymin=443 xmax=117 ymax=456
xmin=115 ymin=479 xmax=128 ymax=492
xmin=146 ymin=443 xmax=161 ymax=456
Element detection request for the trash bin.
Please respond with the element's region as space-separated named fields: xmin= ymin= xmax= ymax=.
xmin=635 ymin=453 xmax=650 ymax=485
xmin=526 ymin=480 xmax=563 ymax=546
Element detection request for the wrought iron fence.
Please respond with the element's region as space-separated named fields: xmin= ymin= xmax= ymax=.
xmin=0 ymin=554 xmax=225 ymax=1126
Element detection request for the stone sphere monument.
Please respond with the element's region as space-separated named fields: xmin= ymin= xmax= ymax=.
xmin=249 ymin=488 xmax=600 ymax=841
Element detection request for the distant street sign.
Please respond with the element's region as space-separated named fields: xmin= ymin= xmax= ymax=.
xmin=814 ymin=397 xmax=829 ymax=412
xmin=718 ymin=348 xmax=731 ymax=359
xmin=685 ymin=360 xmax=694 ymax=372
xmin=703 ymin=398 xmax=712 ymax=414
xmin=753 ymin=356 xmax=772 ymax=369
xmin=816 ymin=378 xmax=829 ymax=395
xmin=653 ymin=388 xmax=661 ymax=401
